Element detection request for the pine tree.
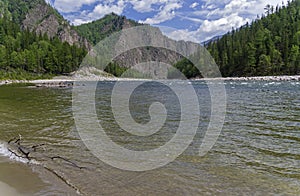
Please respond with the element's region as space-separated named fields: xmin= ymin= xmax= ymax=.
xmin=206 ymin=0 xmax=300 ymax=76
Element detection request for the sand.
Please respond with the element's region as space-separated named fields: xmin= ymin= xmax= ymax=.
xmin=0 ymin=181 xmax=21 ymax=196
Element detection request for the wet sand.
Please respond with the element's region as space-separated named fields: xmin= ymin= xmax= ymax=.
xmin=0 ymin=181 xmax=21 ymax=196
xmin=0 ymin=156 xmax=46 ymax=196
xmin=0 ymin=156 xmax=78 ymax=195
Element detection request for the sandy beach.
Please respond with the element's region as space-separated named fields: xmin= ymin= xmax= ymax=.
xmin=0 ymin=181 xmax=21 ymax=196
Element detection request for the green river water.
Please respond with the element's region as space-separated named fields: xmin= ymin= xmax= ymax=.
xmin=0 ymin=81 xmax=299 ymax=195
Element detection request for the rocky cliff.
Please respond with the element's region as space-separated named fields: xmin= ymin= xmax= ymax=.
xmin=1 ymin=0 xmax=91 ymax=49
xmin=23 ymin=3 xmax=91 ymax=49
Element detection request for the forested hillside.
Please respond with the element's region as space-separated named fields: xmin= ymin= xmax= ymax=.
xmin=0 ymin=0 xmax=89 ymax=48
xmin=75 ymin=13 xmax=140 ymax=45
xmin=0 ymin=0 xmax=89 ymax=79
xmin=0 ymin=0 xmax=142 ymax=79
xmin=0 ymin=16 xmax=86 ymax=77
xmin=0 ymin=0 xmax=45 ymax=24
xmin=206 ymin=0 xmax=300 ymax=77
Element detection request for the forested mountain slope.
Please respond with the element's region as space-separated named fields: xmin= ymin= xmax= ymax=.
xmin=0 ymin=0 xmax=87 ymax=78
xmin=0 ymin=0 xmax=182 ymax=79
xmin=205 ymin=0 xmax=300 ymax=77
xmin=0 ymin=0 xmax=90 ymax=49
xmin=75 ymin=13 xmax=140 ymax=45
xmin=0 ymin=17 xmax=87 ymax=76
xmin=75 ymin=14 xmax=185 ymax=78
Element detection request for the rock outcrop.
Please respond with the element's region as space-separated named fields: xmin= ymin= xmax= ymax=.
xmin=21 ymin=2 xmax=91 ymax=49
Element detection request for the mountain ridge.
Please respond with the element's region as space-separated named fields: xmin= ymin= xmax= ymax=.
xmin=75 ymin=13 xmax=141 ymax=45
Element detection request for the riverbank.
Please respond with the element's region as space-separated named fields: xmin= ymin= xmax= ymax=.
xmin=0 ymin=80 xmax=28 ymax=86
xmin=196 ymin=75 xmax=300 ymax=81
xmin=1 ymin=75 xmax=299 ymax=87
xmin=0 ymin=181 xmax=21 ymax=196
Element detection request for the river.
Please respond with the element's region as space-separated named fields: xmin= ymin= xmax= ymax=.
xmin=0 ymin=80 xmax=299 ymax=195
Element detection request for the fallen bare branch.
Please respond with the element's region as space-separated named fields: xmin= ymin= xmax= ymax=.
xmin=51 ymin=156 xmax=86 ymax=170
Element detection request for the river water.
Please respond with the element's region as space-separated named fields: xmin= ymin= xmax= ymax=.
xmin=0 ymin=81 xmax=299 ymax=195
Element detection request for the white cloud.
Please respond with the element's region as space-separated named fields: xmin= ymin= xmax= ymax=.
xmin=128 ymin=0 xmax=183 ymax=13
xmin=64 ymin=1 xmax=127 ymax=25
xmin=201 ymin=0 xmax=256 ymax=19
xmin=177 ymin=15 xmax=203 ymax=23
xmin=45 ymin=0 xmax=54 ymax=6
xmin=57 ymin=0 xmax=184 ymax=25
xmin=162 ymin=13 xmax=250 ymax=43
xmin=201 ymin=13 xmax=250 ymax=33
xmin=163 ymin=29 xmax=199 ymax=42
xmin=88 ymin=0 xmax=126 ymax=19
xmin=129 ymin=0 xmax=162 ymax=13
xmin=54 ymin=0 xmax=97 ymax=13
xmin=253 ymin=0 xmax=288 ymax=15
xmin=73 ymin=18 xmax=93 ymax=25
xmin=200 ymin=0 xmax=288 ymax=19
xmin=51 ymin=0 xmax=288 ymax=42
xmin=129 ymin=0 xmax=154 ymax=12
xmin=224 ymin=0 xmax=254 ymax=14
xmin=190 ymin=2 xmax=199 ymax=9
xmin=169 ymin=0 xmax=288 ymax=42
xmin=139 ymin=1 xmax=183 ymax=24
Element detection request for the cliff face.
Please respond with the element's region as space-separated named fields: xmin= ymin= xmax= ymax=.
xmin=114 ymin=48 xmax=182 ymax=79
xmin=22 ymin=3 xmax=91 ymax=49
xmin=76 ymin=14 xmax=184 ymax=76
xmin=114 ymin=47 xmax=182 ymax=68
xmin=0 ymin=0 xmax=91 ymax=49
xmin=22 ymin=4 xmax=59 ymax=37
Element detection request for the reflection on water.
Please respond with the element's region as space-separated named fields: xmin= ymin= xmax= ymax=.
xmin=0 ymin=81 xmax=299 ymax=195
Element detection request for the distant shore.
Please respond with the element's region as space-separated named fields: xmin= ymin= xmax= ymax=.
xmin=195 ymin=75 xmax=300 ymax=81
xmin=0 ymin=75 xmax=299 ymax=87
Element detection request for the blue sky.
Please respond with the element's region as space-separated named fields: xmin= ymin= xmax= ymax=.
xmin=45 ymin=0 xmax=287 ymax=43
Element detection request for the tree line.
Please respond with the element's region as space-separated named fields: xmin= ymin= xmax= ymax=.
xmin=0 ymin=16 xmax=87 ymax=77
xmin=205 ymin=0 xmax=300 ymax=77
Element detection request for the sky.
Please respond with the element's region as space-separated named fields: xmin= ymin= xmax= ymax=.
xmin=45 ymin=0 xmax=287 ymax=43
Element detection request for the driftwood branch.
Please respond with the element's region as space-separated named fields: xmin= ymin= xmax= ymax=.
xmin=51 ymin=156 xmax=86 ymax=169
xmin=8 ymin=137 xmax=17 ymax=144
xmin=7 ymin=136 xmax=31 ymax=160
xmin=6 ymin=136 xmax=85 ymax=195
xmin=7 ymin=148 xmax=28 ymax=159
xmin=7 ymin=136 xmax=86 ymax=170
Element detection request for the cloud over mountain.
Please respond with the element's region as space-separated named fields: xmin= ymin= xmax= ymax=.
xmin=51 ymin=0 xmax=287 ymax=42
